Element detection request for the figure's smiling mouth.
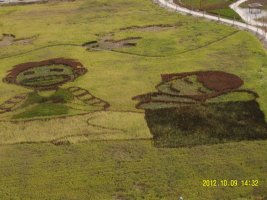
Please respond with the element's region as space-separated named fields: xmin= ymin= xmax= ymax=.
xmin=20 ymin=75 xmax=71 ymax=87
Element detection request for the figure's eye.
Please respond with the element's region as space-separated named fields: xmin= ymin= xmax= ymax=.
xmin=23 ymin=71 xmax=35 ymax=75
xmin=50 ymin=68 xmax=64 ymax=72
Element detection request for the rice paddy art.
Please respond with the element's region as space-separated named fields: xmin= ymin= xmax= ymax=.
xmin=133 ymin=71 xmax=267 ymax=147
xmin=0 ymin=58 xmax=109 ymax=119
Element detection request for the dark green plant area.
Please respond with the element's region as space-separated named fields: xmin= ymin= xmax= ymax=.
xmin=23 ymin=89 xmax=74 ymax=106
xmin=13 ymin=103 xmax=69 ymax=119
xmin=209 ymin=8 xmax=242 ymax=20
xmin=11 ymin=89 xmax=73 ymax=119
xmin=145 ymin=101 xmax=267 ymax=147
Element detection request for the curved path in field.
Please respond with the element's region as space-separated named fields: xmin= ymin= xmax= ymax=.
xmin=154 ymin=0 xmax=267 ymax=41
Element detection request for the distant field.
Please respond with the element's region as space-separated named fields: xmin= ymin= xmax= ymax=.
xmin=174 ymin=0 xmax=242 ymax=20
xmin=0 ymin=0 xmax=267 ymax=199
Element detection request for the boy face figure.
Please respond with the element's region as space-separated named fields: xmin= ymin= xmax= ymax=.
xmin=157 ymin=71 xmax=244 ymax=101
xmin=0 ymin=58 xmax=109 ymax=119
xmin=15 ymin=65 xmax=74 ymax=89
xmin=133 ymin=70 xmax=251 ymax=109
xmin=4 ymin=58 xmax=87 ymax=91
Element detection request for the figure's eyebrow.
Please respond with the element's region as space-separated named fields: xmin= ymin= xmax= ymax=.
xmin=183 ymin=77 xmax=193 ymax=84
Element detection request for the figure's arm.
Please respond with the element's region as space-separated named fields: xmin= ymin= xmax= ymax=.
xmin=0 ymin=93 xmax=28 ymax=114
xmin=67 ymin=87 xmax=110 ymax=110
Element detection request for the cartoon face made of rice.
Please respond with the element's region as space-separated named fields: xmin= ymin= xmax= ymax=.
xmin=133 ymin=71 xmax=258 ymax=109
xmin=3 ymin=58 xmax=87 ymax=90
xmin=0 ymin=58 xmax=109 ymax=119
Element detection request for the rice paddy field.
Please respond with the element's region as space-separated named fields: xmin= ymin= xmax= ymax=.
xmin=0 ymin=0 xmax=267 ymax=199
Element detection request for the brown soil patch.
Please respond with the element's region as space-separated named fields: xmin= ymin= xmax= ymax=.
xmin=102 ymin=37 xmax=142 ymax=49
xmin=0 ymin=33 xmax=36 ymax=47
xmin=83 ymin=23 xmax=179 ymax=51
xmin=83 ymin=37 xmax=142 ymax=51
xmin=120 ymin=24 xmax=180 ymax=32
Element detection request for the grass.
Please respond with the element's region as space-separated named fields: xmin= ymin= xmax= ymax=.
xmin=0 ymin=0 xmax=267 ymax=199
xmin=176 ymin=0 xmax=236 ymax=9
xmin=209 ymin=8 xmax=242 ymax=20
xmin=0 ymin=140 xmax=266 ymax=199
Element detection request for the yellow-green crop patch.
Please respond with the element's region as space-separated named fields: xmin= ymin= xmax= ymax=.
xmin=0 ymin=0 xmax=267 ymax=199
